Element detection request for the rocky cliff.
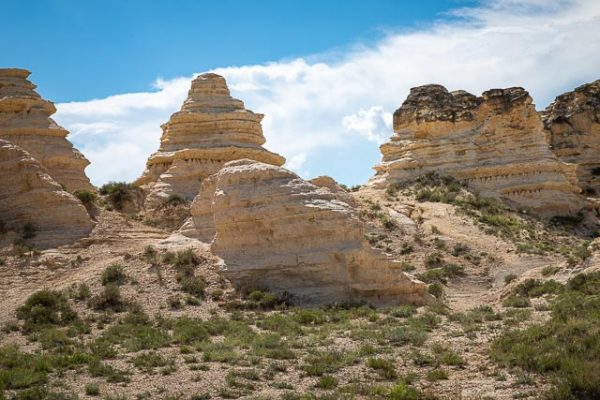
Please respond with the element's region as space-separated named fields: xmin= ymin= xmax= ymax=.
xmin=0 ymin=68 xmax=93 ymax=192
xmin=370 ymin=84 xmax=584 ymax=217
xmin=542 ymin=79 xmax=600 ymax=197
xmin=184 ymin=159 xmax=431 ymax=306
xmin=136 ymin=73 xmax=285 ymax=208
xmin=0 ymin=140 xmax=93 ymax=248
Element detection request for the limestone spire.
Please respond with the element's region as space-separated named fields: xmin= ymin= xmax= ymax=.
xmin=0 ymin=68 xmax=93 ymax=192
xmin=136 ymin=72 xmax=285 ymax=208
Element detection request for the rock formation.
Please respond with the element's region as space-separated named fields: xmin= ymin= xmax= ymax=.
xmin=183 ymin=159 xmax=431 ymax=306
xmin=0 ymin=140 xmax=93 ymax=248
xmin=0 ymin=68 xmax=93 ymax=192
xmin=542 ymin=79 xmax=600 ymax=197
xmin=370 ymin=84 xmax=584 ymax=217
xmin=136 ymin=73 xmax=285 ymax=208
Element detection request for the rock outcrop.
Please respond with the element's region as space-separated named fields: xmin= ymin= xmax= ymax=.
xmin=136 ymin=73 xmax=285 ymax=208
xmin=0 ymin=68 xmax=93 ymax=192
xmin=370 ymin=84 xmax=584 ymax=217
xmin=184 ymin=159 xmax=431 ymax=306
xmin=0 ymin=140 xmax=93 ymax=248
xmin=542 ymin=79 xmax=600 ymax=197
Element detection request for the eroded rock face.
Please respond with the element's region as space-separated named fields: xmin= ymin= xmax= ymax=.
xmin=0 ymin=68 xmax=93 ymax=192
xmin=542 ymin=79 xmax=600 ymax=197
xmin=0 ymin=140 xmax=93 ymax=248
xmin=370 ymin=84 xmax=584 ymax=217
xmin=136 ymin=73 xmax=285 ymax=208
xmin=184 ymin=159 xmax=431 ymax=306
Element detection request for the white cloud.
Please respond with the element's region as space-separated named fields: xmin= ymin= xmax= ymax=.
xmin=342 ymin=106 xmax=392 ymax=145
xmin=54 ymin=0 xmax=600 ymax=186
xmin=286 ymin=152 xmax=308 ymax=176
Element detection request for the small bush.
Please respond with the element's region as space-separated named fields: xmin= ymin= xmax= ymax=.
xmin=16 ymin=290 xmax=78 ymax=332
xmin=426 ymin=368 xmax=449 ymax=381
xmin=21 ymin=222 xmax=36 ymax=240
xmin=73 ymin=190 xmax=97 ymax=206
xmin=424 ymin=252 xmax=444 ymax=269
xmin=428 ymin=283 xmax=444 ymax=299
xmin=99 ymin=182 xmax=136 ymax=210
xmin=502 ymin=295 xmax=531 ymax=308
xmin=492 ymin=272 xmax=600 ymax=398
xmin=452 ymin=242 xmax=470 ymax=256
xmin=89 ymin=285 xmax=127 ymax=312
xmin=367 ymin=357 xmax=397 ymax=380
xmin=101 ymin=264 xmax=127 ymax=286
xmin=85 ymin=383 xmax=100 ymax=396
xmin=180 ymin=276 xmax=206 ymax=298
xmin=315 ymin=375 xmax=338 ymax=389
xmin=504 ymin=273 xmax=518 ymax=285
xmin=164 ymin=194 xmax=185 ymax=207
xmin=388 ymin=383 xmax=421 ymax=400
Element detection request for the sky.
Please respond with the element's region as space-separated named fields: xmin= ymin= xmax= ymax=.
xmin=2 ymin=0 xmax=600 ymax=186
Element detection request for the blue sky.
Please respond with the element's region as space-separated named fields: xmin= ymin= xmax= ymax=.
xmin=3 ymin=1 xmax=600 ymax=186
xmin=1 ymin=0 xmax=472 ymax=102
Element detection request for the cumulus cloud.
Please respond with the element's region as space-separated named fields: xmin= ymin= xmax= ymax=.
xmin=342 ymin=106 xmax=392 ymax=145
xmin=54 ymin=0 xmax=600 ymax=186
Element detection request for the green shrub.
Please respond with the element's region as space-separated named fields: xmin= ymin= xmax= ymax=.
xmin=428 ymin=283 xmax=444 ymax=299
xmin=99 ymin=182 xmax=136 ymax=210
xmin=164 ymin=194 xmax=185 ymax=206
xmin=391 ymin=305 xmax=417 ymax=318
xmin=426 ymin=368 xmax=449 ymax=381
xmin=388 ymin=383 xmax=421 ymax=400
xmin=315 ymin=375 xmax=337 ymax=389
xmin=84 ymin=383 xmax=100 ymax=396
xmin=504 ymin=273 xmax=518 ymax=284
xmin=89 ymin=285 xmax=127 ymax=312
xmin=101 ymin=264 xmax=127 ymax=286
xmin=424 ymin=252 xmax=444 ymax=269
xmin=512 ymin=279 xmax=563 ymax=298
xmin=131 ymin=352 xmax=173 ymax=372
xmin=451 ymin=242 xmax=470 ymax=256
xmin=16 ymin=290 xmax=78 ymax=332
xmin=366 ymin=357 xmax=397 ymax=379
xmin=492 ymin=272 xmax=600 ymax=398
xmin=73 ymin=190 xmax=97 ymax=206
xmin=180 ymin=276 xmax=206 ymax=298
xmin=502 ymin=295 xmax=531 ymax=308
xmin=21 ymin=223 xmax=36 ymax=240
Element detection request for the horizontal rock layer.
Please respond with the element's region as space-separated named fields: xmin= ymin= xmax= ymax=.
xmin=0 ymin=68 xmax=93 ymax=192
xmin=185 ymin=159 xmax=431 ymax=306
xmin=0 ymin=140 xmax=93 ymax=248
xmin=371 ymin=84 xmax=584 ymax=217
xmin=542 ymin=79 xmax=600 ymax=197
xmin=136 ymin=73 xmax=284 ymax=208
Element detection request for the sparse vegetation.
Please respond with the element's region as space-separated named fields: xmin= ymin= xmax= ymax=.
xmin=493 ymin=272 xmax=600 ymax=398
xmin=99 ymin=181 xmax=137 ymax=210
xmin=73 ymin=189 xmax=97 ymax=206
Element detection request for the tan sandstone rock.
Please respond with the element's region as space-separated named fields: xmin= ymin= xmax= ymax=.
xmin=0 ymin=68 xmax=93 ymax=192
xmin=184 ymin=159 xmax=431 ymax=306
xmin=136 ymin=73 xmax=285 ymax=208
xmin=542 ymin=79 xmax=600 ymax=197
xmin=370 ymin=85 xmax=584 ymax=217
xmin=0 ymin=140 xmax=93 ymax=248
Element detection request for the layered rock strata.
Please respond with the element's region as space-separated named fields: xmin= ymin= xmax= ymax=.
xmin=184 ymin=159 xmax=431 ymax=306
xmin=0 ymin=68 xmax=93 ymax=192
xmin=136 ymin=73 xmax=285 ymax=208
xmin=542 ymin=79 xmax=600 ymax=196
xmin=370 ymin=84 xmax=584 ymax=217
xmin=0 ymin=140 xmax=93 ymax=248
